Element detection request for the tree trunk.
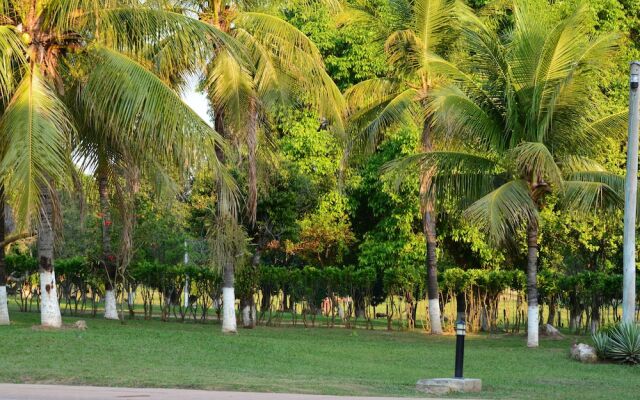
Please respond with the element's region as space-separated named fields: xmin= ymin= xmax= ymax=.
xmin=0 ymin=187 xmax=9 ymax=325
xmin=215 ymin=108 xmax=237 ymax=334
xmin=242 ymin=251 xmax=259 ymax=329
xmin=420 ymin=118 xmax=442 ymax=335
xmin=222 ymin=262 xmax=237 ymax=333
xmin=546 ymin=297 xmax=556 ymax=326
xmin=38 ymin=183 xmax=62 ymax=328
xmin=98 ymin=170 xmax=118 ymax=320
xmin=247 ymin=97 xmax=258 ymax=225
xmin=526 ymin=220 xmax=539 ymax=348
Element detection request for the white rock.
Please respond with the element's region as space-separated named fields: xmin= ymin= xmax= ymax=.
xmin=541 ymin=324 xmax=563 ymax=339
xmin=74 ymin=320 xmax=87 ymax=330
xmin=571 ymin=343 xmax=598 ymax=363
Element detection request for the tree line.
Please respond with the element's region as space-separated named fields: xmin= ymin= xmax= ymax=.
xmin=0 ymin=0 xmax=637 ymax=349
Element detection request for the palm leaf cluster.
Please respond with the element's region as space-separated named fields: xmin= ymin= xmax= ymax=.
xmin=0 ymin=0 xmax=239 ymax=226
xmin=192 ymin=0 xmax=345 ymax=223
xmin=387 ymin=0 xmax=627 ymax=244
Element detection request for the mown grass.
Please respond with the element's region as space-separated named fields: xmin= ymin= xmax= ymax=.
xmin=0 ymin=311 xmax=637 ymax=399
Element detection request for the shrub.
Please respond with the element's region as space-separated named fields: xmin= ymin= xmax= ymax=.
xmin=608 ymin=324 xmax=640 ymax=365
xmin=592 ymin=323 xmax=640 ymax=364
xmin=592 ymin=332 xmax=610 ymax=359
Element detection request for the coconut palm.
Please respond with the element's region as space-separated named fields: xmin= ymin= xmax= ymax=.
xmin=0 ymin=0 xmax=237 ymax=327
xmin=172 ymin=0 xmax=345 ymax=332
xmin=384 ymin=0 xmax=627 ymax=346
xmin=343 ymin=0 xmax=469 ymax=334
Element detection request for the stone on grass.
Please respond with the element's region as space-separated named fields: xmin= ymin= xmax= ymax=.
xmin=571 ymin=343 xmax=597 ymax=363
xmin=416 ymin=378 xmax=482 ymax=395
xmin=541 ymin=324 xmax=563 ymax=339
xmin=74 ymin=320 xmax=87 ymax=330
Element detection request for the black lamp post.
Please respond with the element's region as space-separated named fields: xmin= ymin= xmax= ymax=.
xmin=454 ymin=319 xmax=466 ymax=379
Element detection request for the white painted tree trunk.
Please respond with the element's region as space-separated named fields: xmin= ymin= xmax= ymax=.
xmin=0 ymin=286 xmax=9 ymax=325
xmin=527 ymin=305 xmax=539 ymax=348
xmin=39 ymin=269 xmax=62 ymax=327
xmin=128 ymin=287 xmax=135 ymax=308
xmin=429 ymin=298 xmax=443 ymax=334
xmin=183 ymin=277 xmax=189 ymax=308
xmin=242 ymin=304 xmax=251 ymax=327
xmin=104 ymin=289 xmax=119 ymax=320
xmin=338 ymin=300 xmax=345 ymax=320
xmin=38 ymin=182 xmax=62 ymax=329
xmin=222 ymin=287 xmax=237 ymax=333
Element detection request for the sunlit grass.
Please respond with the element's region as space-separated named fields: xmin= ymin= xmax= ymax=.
xmin=0 ymin=311 xmax=638 ymax=399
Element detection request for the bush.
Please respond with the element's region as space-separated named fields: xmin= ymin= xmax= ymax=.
xmin=592 ymin=323 xmax=640 ymax=364
xmin=608 ymin=324 xmax=640 ymax=365
xmin=592 ymin=332 xmax=610 ymax=359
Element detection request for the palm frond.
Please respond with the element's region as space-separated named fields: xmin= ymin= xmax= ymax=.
xmin=96 ymin=7 xmax=243 ymax=77
xmin=464 ymin=179 xmax=537 ymax=244
xmin=0 ymin=66 xmax=73 ymax=224
xmin=78 ymin=46 xmax=228 ymax=174
xmin=382 ymin=150 xmax=499 ymax=204
xmin=560 ymin=180 xmax=623 ymax=213
xmin=511 ymin=141 xmax=562 ymax=186
xmin=205 ymin=49 xmax=254 ymax=133
xmin=428 ymin=84 xmax=506 ymax=151
xmin=350 ymin=88 xmax=419 ymax=152
xmin=586 ymin=111 xmax=628 ymax=141
xmin=0 ymin=25 xmax=25 ymax=104
xmin=412 ymin=0 xmax=458 ymax=53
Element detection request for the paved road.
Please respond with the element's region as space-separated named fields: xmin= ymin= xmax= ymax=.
xmin=0 ymin=384 xmax=434 ymax=400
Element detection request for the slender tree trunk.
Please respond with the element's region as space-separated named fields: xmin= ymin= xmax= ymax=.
xmin=420 ymin=118 xmax=442 ymax=334
xmin=38 ymin=183 xmax=62 ymax=327
xmin=215 ymin=109 xmax=237 ymax=334
xmin=247 ymin=97 xmax=258 ymax=225
xmin=98 ymin=170 xmax=118 ymax=320
xmin=546 ymin=297 xmax=556 ymax=326
xmin=222 ymin=261 xmax=237 ymax=333
xmin=526 ymin=220 xmax=539 ymax=347
xmin=0 ymin=187 xmax=9 ymax=325
xmin=242 ymin=251 xmax=260 ymax=329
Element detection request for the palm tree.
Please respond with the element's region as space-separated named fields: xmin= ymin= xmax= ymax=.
xmin=343 ymin=0 xmax=469 ymax=334
xmin=175 ymin=0 xmax=344 ymax=332
xmin=0 ymin=0 xmax=236 ymax=327
xmin=385 ymin=0 xmax=626 ymax=346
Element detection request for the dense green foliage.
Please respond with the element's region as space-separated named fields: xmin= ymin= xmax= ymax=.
xmin=593 ymin=323 xmax=640 ymax=364
xmin=0 ymin=0 xmax=637 ymax=340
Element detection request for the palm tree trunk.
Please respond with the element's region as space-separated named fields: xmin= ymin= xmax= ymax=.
xmin=38 ymin=183 xmax=62 ymax=327
xmin=215 ymin=109 xmax=237 ymax=334
xmin=420 ymin=118 xmax=442 ymax=334
xmin=222 ymin=260 xmax=237 ymax=333
xmin=0 ymin=186 xmax=9 ymax=325
xmin=98 ymin=170 xmax=118 ymax=320
xmin=526 ymin=220 xmax=539 ymax=347
xmin=247 ymin=97 xmax=258 ymax=226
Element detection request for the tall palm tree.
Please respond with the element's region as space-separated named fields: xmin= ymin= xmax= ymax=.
xmin=385 ymin=0 xmax=626 ymax=346
xmin=175 ymin=0 xmax=345 ymax=332
xmin=343 ymin=0 xmax=469 ymax=334
xmin=0 ymin=0 xmax=237 ymax=327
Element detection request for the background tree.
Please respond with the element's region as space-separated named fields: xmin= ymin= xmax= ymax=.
xmin=386 ymin=0 xmax=626 ymax=346
xmin=343 ymin=0 xmax=469 ymax=334
xmin=0 ymin=0 xmax=236 ymax=326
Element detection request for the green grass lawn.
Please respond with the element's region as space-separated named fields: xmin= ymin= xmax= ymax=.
xmin=0 ymin=311 xmax=637 ymax=399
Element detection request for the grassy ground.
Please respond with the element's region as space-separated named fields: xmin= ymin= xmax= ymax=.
xmin=0 ymin=311 xmax=637 ymax=399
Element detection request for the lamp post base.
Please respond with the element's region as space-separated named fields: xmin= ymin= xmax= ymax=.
xmin=416 ymin=378 xmax=482 ymax=395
